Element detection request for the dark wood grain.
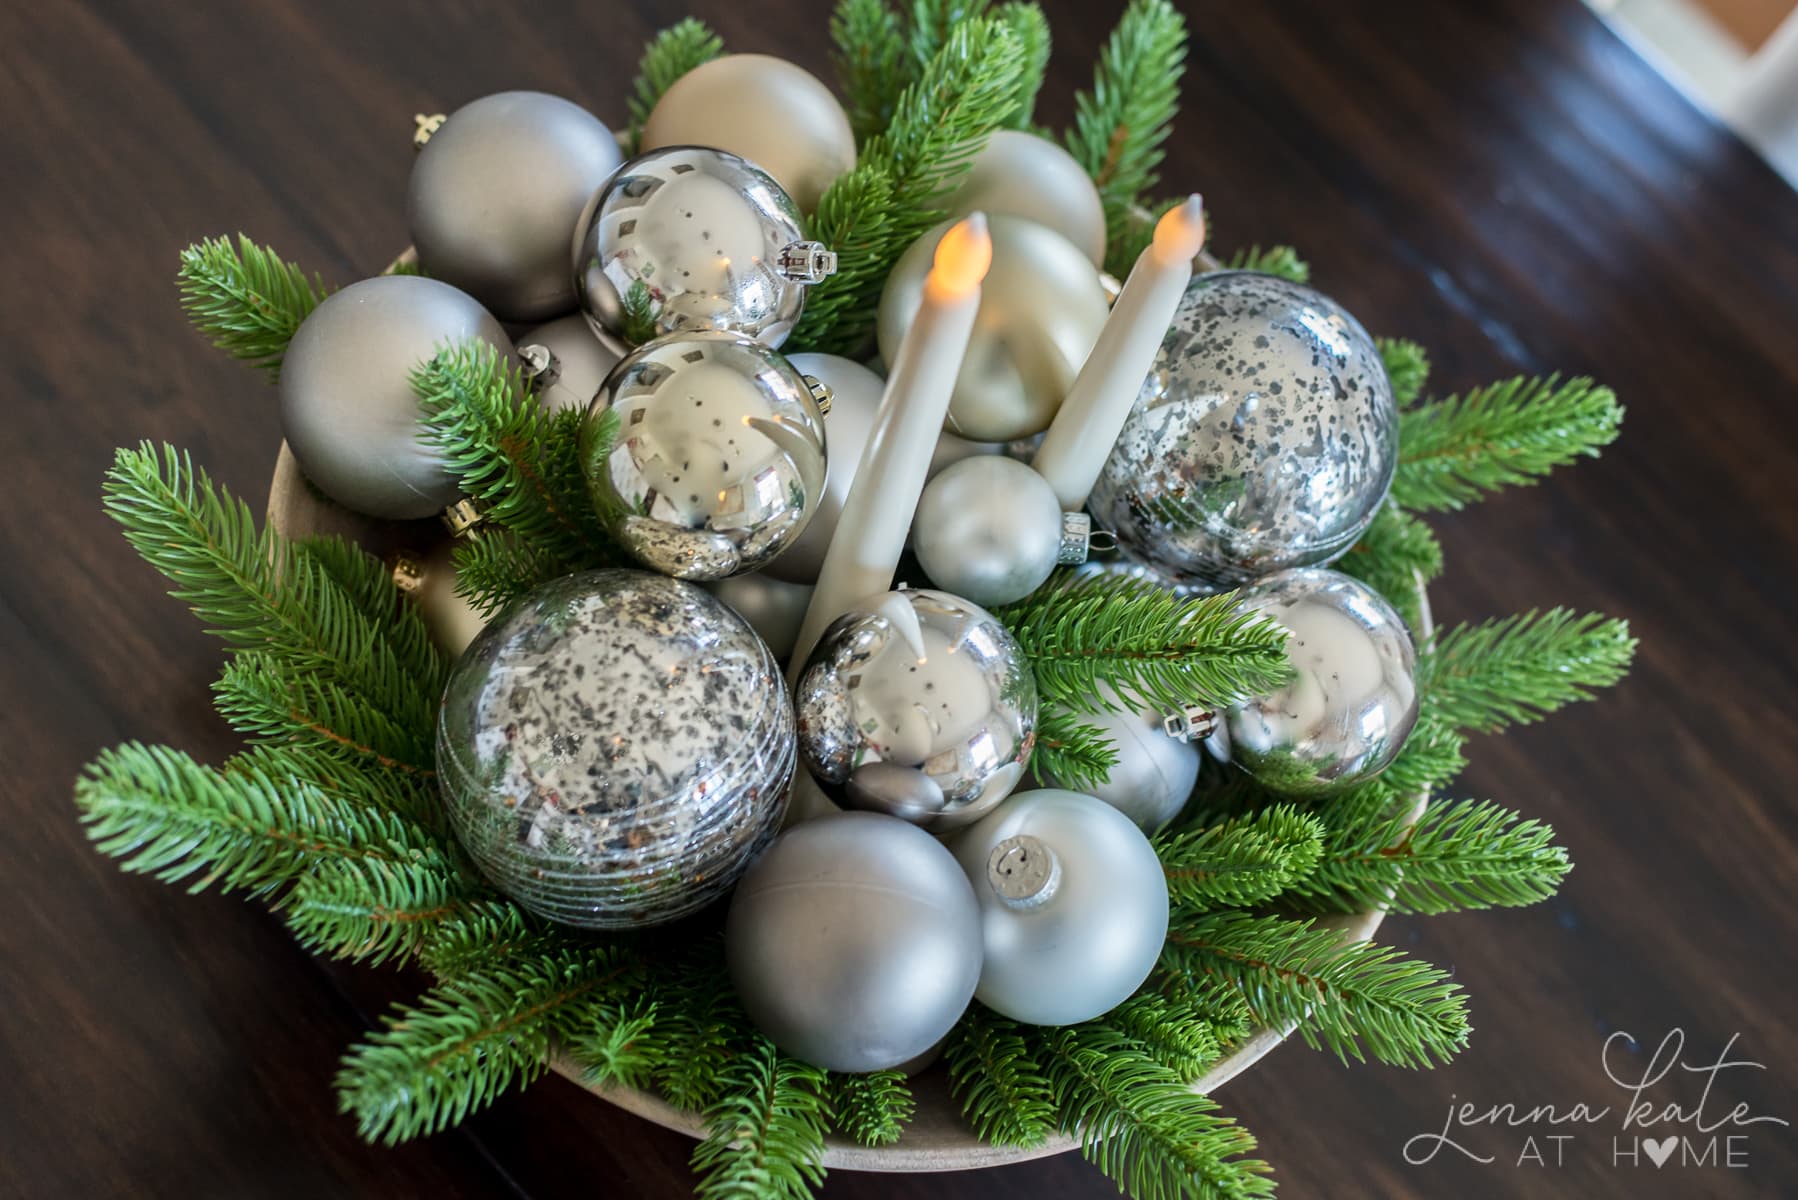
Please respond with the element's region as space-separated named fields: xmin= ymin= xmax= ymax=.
xmin=2 ymin=0 xmax=1794 ymax=1196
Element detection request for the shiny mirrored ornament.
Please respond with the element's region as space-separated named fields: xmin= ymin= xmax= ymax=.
xmin=279 ymin=275 xmax=510 ymax=519
xmin=795 ymin=589 xmax=1037 ymax=831
xmin=1087 ymin=271 xmax=1398 ymax=591
xmin=517 ymin=314 xmax=623 ymax=414
xmin=1035 ymin=683 xmax=1199 ymax=832
xmin=581 ymin=333 xmax=829 ymax=580
xmin=762 ymin=352 xmax=883 ymax=584
xmin=950 ymin=789 xmax=1169 ymax=1025
xmin=877 ymin=215 xmax=1109 ymax=442
xmin=726 ymin=811 xmax=982 ymax=1072
xmin=945 ymin=130 xmax=1106 ymax=267
xmin=408 ymin=91 xmax=623 ymax=321
xmin=704 ymin=572 xmax=813 ymax=662
xmin=913 ymin=456 xmax=1066 ymax=607
xmin=1222 ymin=567 xmax=1418 ymax=796
xmin=843 ymin=762 xmax=947 ymax=824
xmin=436 ymin=569 xmax=794 ymax=929
xmin=574 ymin=146 xmax=835 ymax=349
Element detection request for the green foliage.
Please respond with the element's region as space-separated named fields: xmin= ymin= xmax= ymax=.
xmin=568 ymin=998 xmax=663 ymax=1092
xmin=647 ymin=937 xmax=752 ymax=1112
xmin=1031 ymin=706 xmax=1120 ymax=792
xmin=832 ymin=0 xmax=910 ymax=142
xmin=945 ymin=1004 xmax=1056 ymax=1148
xmin=1378 ymin=337 xmax=1430 ymax=406
xmin=692 ymin=1042 xmax=831 ymax=1200
xmin=177 ymin=235 xmax=329 ymax=376
xmin=1101 ymin=994 xmax=1227 ymax=1082
xmin=1421 ymin=609 xmax=1636 ymax=735
xmin=998 ymin=571 xmax=1291 ymax=717
xmin=828 ymin=1070 xmax=916 ymax=1147
xmin=625 ymin=18 xmax=724 ymax=153
xmin=1372 ymin=708 xmax=1468 ymax=798
xmin=284 ymin=856 xmax=478 ymax=966
xmin=994 ymin=2 xmax=1051 ymax=128
xmin=415 ymin=900 xmax=544 ymax=979
xmin=295 ymin=532 xmax=444 ymax=689
xmin=1162 ymin=911 xmax=1471 ymax=1068
xmin=1219 ymin=244 xmax=1310 ymax=284
xmin=1340 ymin=504 xmax=1442 ymax=629
xmin=1065 ymin=0 xmax=1189 ymax=278
xmin=619 ymin=278 xmax=659 ymax=345
xmin=212 ymin=653 xmax=434 ymax=777
xmin=1393 ymin=375 xmax=1624 ymax=511
xmin=1153 ymin=806 xmax=1327 ymax=909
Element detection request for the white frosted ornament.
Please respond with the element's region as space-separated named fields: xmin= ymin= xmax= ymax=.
xmin=912 ymin=456 xmax=1070 ymax=607
xmin=945 ymin=130 xmax=1106 ymax=267
xmin=951 ymin=789 xmax=1169 ymax=1025
xmin=762 ymin=353 xmax=884 ymax=584
xmin=641 ymin=54 xmax=856 ymax=214
xmin=516 ymin=314 xmax=622 ymax=414
xmin=1035 ymin=682 xmax=1199 ymax=832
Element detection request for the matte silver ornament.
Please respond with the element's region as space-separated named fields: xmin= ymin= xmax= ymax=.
xmin=912 ymin=456 xmax=1064 ymax=607
xmin=704 ymin=572 xmax=813 ymax=662
xmin=581 ymin=333 xmax=829 ymax=580
xmin=516 ymin=314 xmax=622 ymax=414
xmin=795 ymin=589 xmax=1037 ymax=831
xmin=408 ymin=91 xmax=623 ymax=321
xmin=573 ymin=146 xmax=834 ymax=348
xmin=1035 ymin=683 xmax=1200 ymax=832
xmin=762 ymin=352 xmax=884 ymax=584
xmin=726 ymin=811 xmax=982 ymax=1072
xmin=1087 ymin=271 xmax=1399 ymax=591
xmin=279 ymin=275 xmax=509 ymax=519
xmin=436 ymin=570 xmax=794 ymax=929
xmin=950 ymin=789 xmax=1169 ymax=1025
xmin=1222 ymin=567 xmax=1418 ymax=796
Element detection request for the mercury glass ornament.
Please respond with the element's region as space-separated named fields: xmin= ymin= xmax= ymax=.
xmin=280 ymin=275 xmax=509 ymax=519
xmin=795 ymin=589 xmax=1037 ymax=831
xmin=704 ymin=572 xmax=812 ymax=662
xmin=436 ymin=570 xmax=794 ymax=929
xmin=1087 ymin=271 xmax=1398 ymax=591
xmin=877 ymin=215 xmax=1109 ymax=442
xmin=581 ymin=333 xmax=829 ymax=580
xmin=950 ymin=789 xmax=1169 ymax=1026
xmin=944 ymin=130 xmax=1106 ymax=267
xmin=408 ymin=91 xmax=622 ymax=321
xmin=1035 ymin=682 xmax=1199 ymax=832
xmin=573 ymin=146 xmax=835 ymax=349
xmin=517 ymin=314 xmax=622 ymax=414
xmin=761 ymin=352 xmax=883 ymax=585
xmin=1222 ymin=567 xmax=1418 ymax=796
xmin=726 ymin=811 xmax=982 ymax=1072
xmin=913 ymin=456 xmax=1069 ymax=607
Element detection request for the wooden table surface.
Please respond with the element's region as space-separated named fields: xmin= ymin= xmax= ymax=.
xmin=3 ymin=0 xmax=1794 ymax=1196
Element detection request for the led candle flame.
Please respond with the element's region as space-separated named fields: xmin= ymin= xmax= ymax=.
xmin=926 ymin=212 xmax=995 ymax=299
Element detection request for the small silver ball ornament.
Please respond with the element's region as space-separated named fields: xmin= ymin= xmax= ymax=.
xmin=1087 ymin=271 xmax=1398 ymax=591
xmin=913 ymin=456 xmax=1065 ymax=607
xmin=581 ymin=333 xmax=829 ymax=580
xmin=1222 ymin=567 xmax=1418 ymax=796
xmin=436 ymin=569 xmax=794 ymax=929
xmin=573 ymin=146 xmax=835 ymax=349
xmin=516 ymin=314 xmax=623 ymax=414
xmin=726 ymin=811 xmax=983 ymax=1072
xmin=795 ymin=589 xmax=1037 ymax=831
xmin=1035 ymin=682 xmax=1200 ymax=832
xmin=761 ymin=352 xmax=884 ymax=585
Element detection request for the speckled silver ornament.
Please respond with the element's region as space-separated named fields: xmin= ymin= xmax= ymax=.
xmin=581 ymin=333 xmax=829 ymax=580
xmin=913 ymin=456 xmax=1066 ymax=607
xmin=517 ymin=314 xmax=623 ymax=415
xmin=795 ymin=589 xmax=1037 ymax=831
xmin=573 ymin=146 xmax=834 ymax=348
xmin=1087 ymin=271 xmax=1398 ymax=591
xmin=1034 ymin=682 xmax=1199 ymax=832
xmin=1221 ymin=567 xmax=1418 ymax=796
xmin=436 ymin=569 xmax=794 ymax=929
xmin=279 ymin=275 xmax=510 ymax=519
xmin=408 ymin=91 xmax=623 ymax=321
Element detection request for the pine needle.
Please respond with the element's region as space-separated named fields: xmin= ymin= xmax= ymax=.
xmin=945 ymin=1004 xmax=1056 ymax=1148
xmin=625 ymin=19 xmax=724 ymax=154
xmin=1031 ymin=706 xmax=1120 ymax=793
xmin=832 ymin=0 xmax=910 ymax=143
xmin=176 ymin=235 xmax=329 ymax=376
xmin=1218 ymin=244 xmax=1310 ymax=284
xmin=1153 ymin=805 xmax=1327 ymax=909
xmin=1378 ymin=337 xmax=1430 ymax=407
xmin=1420 ymin=609 xmax=1636 ymax=734
xmin=828 ymin=1070 xmax=916 ymax=1147
xmin=691 ymin=1041 xmax=830 ymax=1200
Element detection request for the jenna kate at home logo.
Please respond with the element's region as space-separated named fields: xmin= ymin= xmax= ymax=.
xmin=1403 ymin=1029 xmax=1787 ymax=1171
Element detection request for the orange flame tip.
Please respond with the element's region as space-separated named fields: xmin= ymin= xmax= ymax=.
xmin=926 ymin=213 xmax=994 ymax=299
xmin=1151 ymin=195 xmax=1207 ymax=267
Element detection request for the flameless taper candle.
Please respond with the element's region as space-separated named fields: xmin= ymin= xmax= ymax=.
xmin=1032 ymin=195 xmax=1207 ymax=510
xmin=787 ymin=213 xmax=994 ymax=678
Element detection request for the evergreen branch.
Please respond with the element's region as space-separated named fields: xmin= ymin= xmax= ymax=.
xmin=791 ymin=164 xmax=899 ymax=352
xmin=1152 ymin=805 xmax=1327 ymax=909
xmin=691 ymin=1041 xmax=830 ymax=1200
xmin=1101 ymin=993 xmax=1227 ymax=1083
xmin=997 ymin=571 xmax=1291 ymax=716
xmin=1420 ymin=609 xmax=1636 ymax=735
xmin=944 ymin=1004 xmax=1056 ymax=1148
xmin=648 ymin=935 xmax=752 ymax=1112
xmin=176 ymin=235 xmax=329 ymax=376
xmin=907 ymin=0 xmax=990 ymax=72
xmin=995 ymin=2 xmax=1050 ymax=128
xmin=1219 ymin=244 xmax=1309 ymax=284
xmin=828 ymin=1070 xmax=916 ymax=1147
xmin=1392 ymin=375 xmax=1624 ymax=511
xmin=295 ymin=534 xmax=447 ymax=695
xmin=415 ymin=900 xmax=553 ymax=980
xmin=625 ymin=19 xmax=724 ymax=153
xmin=212 ymin=654 xmax=435 ymax=777
xmin=222 ymin=744 xmax=442 ymax=831
xmin=1377 ymin=337 xmax=1430 ymax=407
xmin=832 ymin=0 xmax=910 ymax=144
xmin=449 ymin=528 xmax=565 ymax=618
xmin=1162 ymin=911 xmax=1471 ymax=1068
xmin=1339 ymin=504 xmax=1441 ymax=630
xmin=284 ymin=856 xmax=483 ymax=966
xmin=1041 ymin=1025 xmax=1275 ymax=1200
xmin=567 ymin=998 xmax=663 ymax=1092
xmin=1109 ymin=196 xmax=1182 ymax=277
xmin=1031 ymin=706 xmax=1120 ymax=793
xmin=619 ymin=279 xmax=658 ymax=346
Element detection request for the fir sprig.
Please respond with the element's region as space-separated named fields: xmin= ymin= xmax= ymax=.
xmin=648 ymin=937 xmax=754 ymax=1112
xmin=1153 ymin=806 xmax=1327 ymax=909
xmin=995 ymin=2 xmax=1051 ymax=128
xmin=284 ymin=856 xmax=480 ymax=966
xmin=1340 ymin=504 xmax=1442 ymax=629
xmin=945 ymin=1004 xmax=1057 ymax=1148
xmin=1101 ymin=994 xmax=1227 ymax=1082
xmin=212 ymin=654 xmax=435 ymax=777
xmin=1421 ymin=609 xmax=1636 ymax=734
xmin=692 ymin=1042 xmax=830 ymax=1200
xmin=828 ymin=1070 xmax=917 ymax=1147
xmin=1219 ymin=244 xmax=1310 ymax=284
xmin=295 ymin=532 xmax=445 ymax=691
xmin=625 ymin=19 xmax=724 ymax=154
xmin=177 ymin=235 xmax=329 ymax=376
xmin=568 ymin=998 xmax=663 ymax=1091
xmin=1378 ymin=337 xmax=1431 ymax=406
xmin=832 ymin=0 xmax=911 ymax=143
xmin=1031 ymin=706 xmax=1120 ymax=793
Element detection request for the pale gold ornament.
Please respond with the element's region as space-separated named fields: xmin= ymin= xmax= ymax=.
xmin=877 ymin=216 xmax=1108 ymax=442
xmin=392 ymin=542 xmax=488 ymax=657
xmin=945 ymin=131 xmax=1106 ymax=267
xmin=640 ymin=54 xmax=856 ymax=214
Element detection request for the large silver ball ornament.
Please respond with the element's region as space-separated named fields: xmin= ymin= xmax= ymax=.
xmin=408 ymin=91 xmax=623 ymax=321
xmin=517 ymin=314 xmax=622 ymax=414
xmin=573 ymin=146 xmax=833 ymax=349
xmin=726 ymin=811 xmax=982 ymax=1072
xmin=913 ymin=456 xmax=1065 ymax=607
xmin=1222 ymin=567 xmax=1418 ymax=796
xmin=877 ymin=215 xmax=1109 ymax=442
xmin=436 ymin=570 xmax=794 ymax=929
xmin=580 ymin=333 xmax=828 ymax=580
xmin=951 ymin=789 xmax=1169 ymax=1025
xmin=761 ymin=352 xmax=883 ymax=584
xmin=1087 ymin=271 xmax=1399 ymax=590
xmin=1035 ymin=682 xmax=1199 ymax=832
xmin=279 ymin=275 xmax=510 ymax=519
xmin=795 ymin=589 xmax=1037 ymax=830
xmin=945 ymin=130 xmax=1106 ymax=267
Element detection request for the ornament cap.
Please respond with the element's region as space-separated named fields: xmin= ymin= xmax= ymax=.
xmin=1058 ymin=511 xmax=1093 ymax=565
xmin=516 ymin=343 xmax=562 ymax=391
xmin=986 ymin=834 xmax=1061 ymax=910
xmin=441 ymin=497 xmax=489 ymax=538
xmin=1163 ymin=705 xmax=1218 ymax=744
xmin=390 ymin=552 xmax=425 ymax=596
xmin=800 ymin=374 xmax=833 ymax=415
xmin=413 ymin=112 xmax=447 ymax=150
xmin=777 ymin=241 xmax=838 ymax=284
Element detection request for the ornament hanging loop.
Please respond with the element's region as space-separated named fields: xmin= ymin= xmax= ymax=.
xmin=413 ymin=113 xmax=447 ymax=150
xmin=987 ymin=835 xmax=1061 ymax=911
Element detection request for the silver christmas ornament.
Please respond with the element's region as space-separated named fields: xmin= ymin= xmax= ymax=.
xmin=843 ymin=762 xmax=947 ymax=824
xmin=1035 ymin=683 xmax=1199 ymax=832
xmin=930 ymin=429 xmax=1004 ymax=479
xmin=704 ymin=572 xmax=813 ymax=662
xmin=517 ymin=314 xmax=623 ymax=414
xmin=945 ymin=130 xmax=1106 ymax=267
xmin=795 ymin=589 xmax=1037 ymax=831
xmin=1087 ymin=271 xmax=1398 ymax=591
xmin=1222 ymin=567 xmax=1418 ymax=796
xmin=573 ymin=146 xmax=835 ymax=349
xmin=436 ymin=569 xmax=794 ymax=929
xmin=913 ymin=456 xmax=1070 ymax=607
xmin=878 ymin=215 xmax=1109 ymax=442
xmin=581 ymin=333 xmax=829 ymax=580
xmin=726 ymin=811 xmax=982 ymax=1072
xmin=408 ymin=91 xmax=623 ymax=321
xmin=640 ymin=54 xmax=856 ymax=214
xmin=761 ymin=352 xmax=884 ymax=584
xmin=951 ymin=789 xmax=1169 ymax=1026
xmin=280 ymin=275 xmax=509 ymax=519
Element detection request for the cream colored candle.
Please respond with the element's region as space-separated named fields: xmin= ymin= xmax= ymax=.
xmin=1032 ymin=195 xmax=1207 ymax=510
xmin=788 ymin=214 xmax=994 ymax=677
